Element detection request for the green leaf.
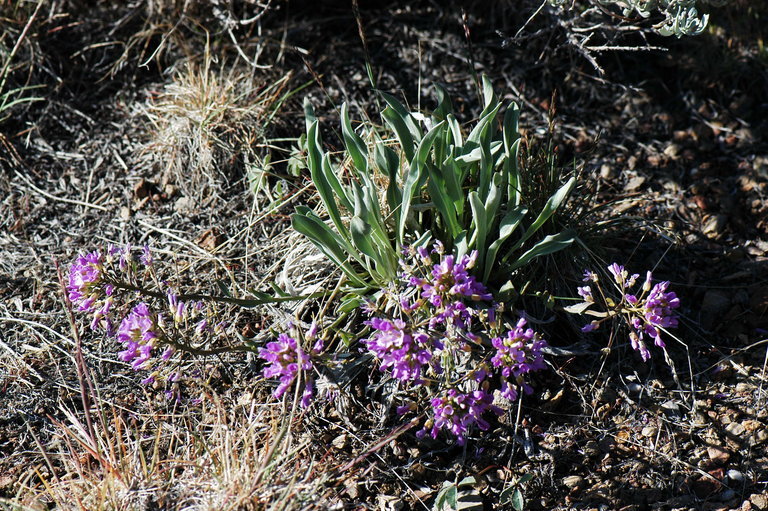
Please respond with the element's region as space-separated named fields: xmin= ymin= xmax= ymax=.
xmin=441 ymin=152 xmax=464 ymax=216
xmin=435 ymin=482 xmax=458 ymax=511
xmin=446 ymin=114 xmax=463 ymax=146
xmin=398 ymin=121 xmax=445 ymax=244
xmin=518 ymin=177 xmax=576 ymax=247
xmin=291 ymin=212 xmax=366 ymax=286
xmin=425 ymin=162 xmax=459 ymax=235
xmin=338 ymin=295 xmax=366 ymax=313
xmin=468 ymin=191 xmax=487 ymax=262
xmin=305 ymin=121 xmax=350 ymax=241
xmin=483 ymin=205 xmax=528 ymax=282
xmin=303 ymin=97 xmax=317 ymax=130
xmin=380 ymin=91 xmax=422 ymax=162
xmin=374 ymin=141 xmax=403 ymax=214
xmin=511 ymin=488 xmax=525 ymax=511
xmin=502 ymin=103 xmax=521 ymax=205
xmin=509 ymin=231 xmax=576 ymax=271
xmin=341 ymin=103 xmax=368 ymax=176
xmin=321 ymin=152 xmax=355 ymax=215
xmin=433 ymin=83 xmax=454 ymax=121
xmin=350 ymin=216 xmax=377 ymax=262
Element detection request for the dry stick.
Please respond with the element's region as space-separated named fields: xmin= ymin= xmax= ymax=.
xmin=14 ymin=170 xmax=109 ymax=211
xmin=54 ymin=259 xmax=97 ymax=454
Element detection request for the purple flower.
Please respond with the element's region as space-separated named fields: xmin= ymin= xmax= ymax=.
xmin=627 ymin=278 xmax=680 ymax=355
xmin=421 ymin=388 xmax=502 ymax=445
xmin=490 ymin=318 xmax=547 ymax=399
xmin=607 ymin=262 xmax=638 ymax=288
xmin=117 ymin=303 xmax=163 ymax=370
xmin=490 ymin=318 xmax=547 ymax=379
xmin=364 ymin=318 xmax=433 ymax=382
xmin=420 ymin=250 xmax=493 ymax=303
xmin=167 ymin=292 xmax=187 ymax=323
xmin=577 ymin=286 xmax=593 ymax=302
xmin=259 ymin=333 xmax=313 ymax=406
xmin=68 ymin=251 xmax=107 ymax=312
xmin=140 ymin=244 xmax=153 ymax=267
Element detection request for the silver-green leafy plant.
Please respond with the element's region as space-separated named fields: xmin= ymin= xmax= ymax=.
xmin=548 ymin=0 xmax=726 ymax=37
xmin=292 ymin=77 xmax=576 ymax=291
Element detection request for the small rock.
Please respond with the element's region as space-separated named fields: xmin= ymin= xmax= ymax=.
xmin=196 ymin=228 xmax=225 ymax=251
xmin=750 ymin=494 xmax=768 ymax=511
xmin=625 ymin=175 xmax=646 ymax=192
xmin=660 ymin=400 xmax=682 ymax=417
xmin=600 ymin=164 xmax=618 ymax=179
xmin=726 ymin=469 xmax=745 ymax=484
xmin=725 ymin=422 xmax=746 ymax=438
xmin=332 ymin=434 xmax=348 ymax=449
xmin=174 ymin=196 xmax=193 ymax=212
xmin=627 ymin=155 xmax=638 ymax=170
xmin=702 ymin=214 xmax=728 ymax=237
xmin=563 ymin=475 xmax=584 ymax=489
xmin=664 ymin=143 xmax=681 ymax=159
xmin=753 ymin=428 xmax=768 ymax=446
xmin=120 ymin=206 xmax=131 ymax=220
xmin=642 ymin=426 xmax=658 ymax=438
xmin=707 ymin=445 xmax=730 ymax=464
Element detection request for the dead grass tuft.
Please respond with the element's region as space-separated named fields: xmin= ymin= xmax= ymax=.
xmin=140 ymin=47 xmax=290 ymax=205
xmin=14 ymin=384 xmax=332 ymax=511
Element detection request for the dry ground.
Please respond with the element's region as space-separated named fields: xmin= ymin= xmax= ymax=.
xmin=1 ymin=1 xmax=767 ymax=510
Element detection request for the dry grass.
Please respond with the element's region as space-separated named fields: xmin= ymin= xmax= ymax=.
xmin=10 ymin=385 xmax=330 ymax=510
xmin=140 ymin=45 xmax=290 ymax=204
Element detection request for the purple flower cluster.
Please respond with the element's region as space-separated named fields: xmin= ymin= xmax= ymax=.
xmin=259 ymin=326 xmax=322 ymax=408
xmin=419 ymin=389 xmax=502 ymax=446
xmin=67 ymin=245 xmax=222 ymax=385
xmin=579 ymin=263 xmax=680 ymax=361
xmin=116 ymin=303 xmax=171 ymax=370
xmin=364 ymin=318 xmax=434 ymax=382
xmin=491 ymin=318 xmax=548 ymax=400
xmin=363 ymin=245 xmax=549 ymax=444
xmin=407 ymin=247 xmax=492 ymax=330
xmin=67 ymin=251 xmax=115 ymax=331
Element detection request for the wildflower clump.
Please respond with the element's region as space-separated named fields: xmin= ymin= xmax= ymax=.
xmin=575 ymin=263 xmax=681 ymax=361
xmin=259 ymin=324 xmax=323 ymax=408
xmin=66 ymin=244 xmax=236 ymax=385
xmin=364 ymin=244 xmax=549 ymax=445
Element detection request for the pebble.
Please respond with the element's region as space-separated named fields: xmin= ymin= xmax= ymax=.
xmin=642 ymin=426 xmax=658 ymax=438
xmin=750 ymin=494 xmax=768 ymax=510
xmin=726 ymin=469 xmax=745 ymax=484
xmin=725 ymin=422 xmax=746 ymax=438
xmin=332 ymin=434 xmax=348 ymax=449
xmin=563 ymin=475 xmax=584 ymax=489
xmin=625 ymin=175 xmax=646 ymax=192
xmin=600 ymin=163 xmax=618 ymax=179
xmin=707 ymin=445 xmax=730 ymax=464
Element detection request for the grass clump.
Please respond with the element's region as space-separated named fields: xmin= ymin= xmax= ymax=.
xmin=141 ymin=49 xmax=290 ymax=204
